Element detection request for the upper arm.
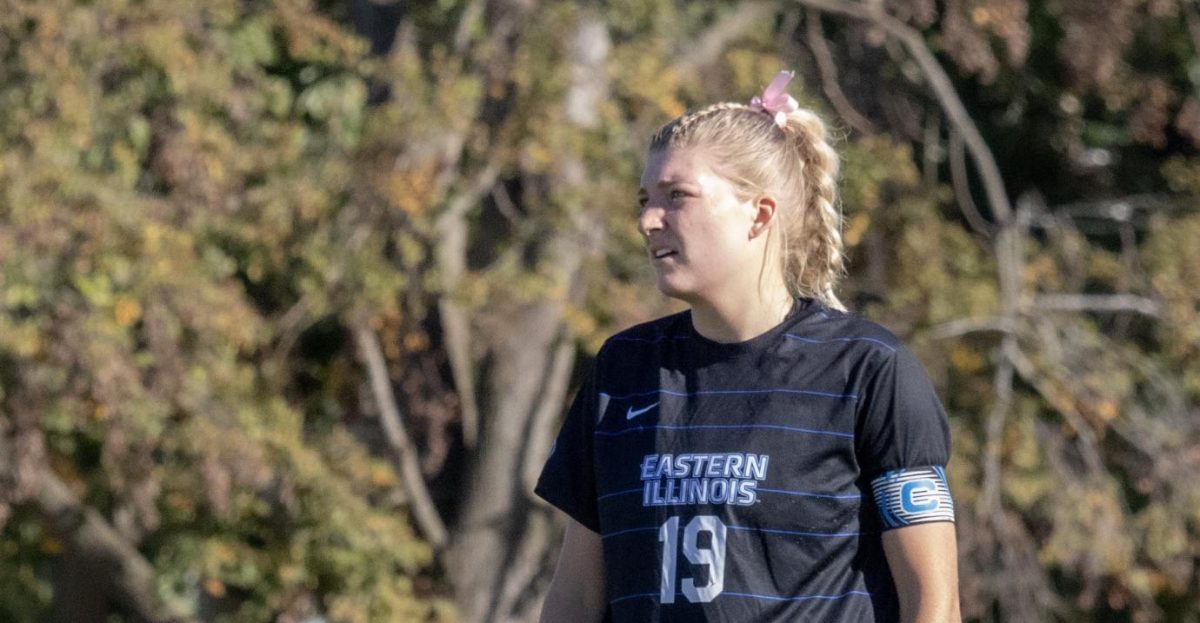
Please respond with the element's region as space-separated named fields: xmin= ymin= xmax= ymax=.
xmin=882 ymin=522 xmax=961 ymax=623
xmin=539 ymin=517 xmax=607 ymax=623
xmin=534 ymin=362 xmax=605 ymax=532
xmin=855 ymin=346 xmax=951 ymax=475
xmin=854 ymin=343 xmax=960 ymax=620
xmin=534 ymin=351 xmax=608 ymax=620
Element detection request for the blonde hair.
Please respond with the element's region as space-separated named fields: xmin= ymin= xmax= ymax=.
xmin=649 ymin=102 xmax=846 ymax=311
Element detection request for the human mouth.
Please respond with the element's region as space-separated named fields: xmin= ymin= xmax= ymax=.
xmin=651 ymin=247 xmax=678 ymax=260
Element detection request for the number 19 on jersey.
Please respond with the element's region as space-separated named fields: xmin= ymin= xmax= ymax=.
xmin=658 ymin=515 xmax=727 ymax=603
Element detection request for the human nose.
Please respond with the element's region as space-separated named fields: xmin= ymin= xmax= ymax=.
xmin=637 ymin=202 xmax=665 ymax=237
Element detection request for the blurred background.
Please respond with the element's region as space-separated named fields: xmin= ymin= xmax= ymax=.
xmin=0 ymin=0 xmax=1198 ymax=621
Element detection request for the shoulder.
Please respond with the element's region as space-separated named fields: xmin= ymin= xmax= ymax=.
xmin=790 ymin=305 xmax=905 ymax=359
xmin=596 ymin=310 xmax=690 ymax=359
xmin=789 ymin=306 xmax=940 ymax=395
xmin=806 ymin=310 xmax=945 ymax=414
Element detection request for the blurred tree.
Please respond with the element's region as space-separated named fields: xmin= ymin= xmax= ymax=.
xmin=787 ymin=1 xmax=1200 ymax=620
xmin=1 ymin=0 xmax=1198 ymax=622
xmin=0 ymin=0 xmax=446 ymax=621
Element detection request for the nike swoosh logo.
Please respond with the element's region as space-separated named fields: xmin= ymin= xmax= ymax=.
xmin=626 ymin=402 xmax=659 ymax=420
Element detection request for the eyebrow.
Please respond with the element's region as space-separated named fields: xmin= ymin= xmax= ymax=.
xmin=637 ymin=178 xmax=694 ymax=194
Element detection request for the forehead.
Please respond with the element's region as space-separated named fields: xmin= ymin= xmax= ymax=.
xmin=639 ymin=147 xmax=717 ymax=189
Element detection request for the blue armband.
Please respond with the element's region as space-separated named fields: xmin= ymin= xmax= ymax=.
xmin=870 ymin=466 xmax=955 ymax=529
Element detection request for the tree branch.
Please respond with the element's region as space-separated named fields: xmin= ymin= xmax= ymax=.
xmin=1032 ymin=293 xmax=1162 ymax=318
xmin=492 ymin=507 xmax=555 ymax=620
xmin=37 ymin=469 xmax=193 ymax=623
xmin=977 ymin=348 xmax=1012 ymax=518
xmin=949 ymin=129 xmax=998 ymax=236
xmin=1184 ymin=0 xmax=1200 ymax=60
xmin=354 ymin=323 xmax=449 ymax=549
xmin=522 ymin=338 xmax=577 ymax=499
xmin=925 ymin=315 xmax=1014 ymax=340
xmin=672 ymin=2 xmax=778 ymax=76
xmin=1004 ymin=341 xmax=1104 ymax=475
xmin=975 ymin=195 xmax=1028 ymax=524
xmin=804 ymin=9 xmax=876 ymax=135
xmin=1048 ymin=193 xmax=1197 ymax=228
xmin=453 ymin=0 xmax=486 ymax=54
xmin=793 ymin=0 xmax=1014 ymax=223
xmin=436 ymin=160 xmax=501 ymax=450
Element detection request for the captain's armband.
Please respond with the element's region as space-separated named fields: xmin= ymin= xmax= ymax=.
xmin=870 ymin=466 xmax=954 ymax=530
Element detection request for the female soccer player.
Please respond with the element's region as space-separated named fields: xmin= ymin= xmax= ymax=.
xmin=535 ymin=71 xmax=960 ymax=622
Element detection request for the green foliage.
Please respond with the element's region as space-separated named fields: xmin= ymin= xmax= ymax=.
xmin=1 ymin=0 xmax=1197 ymax=621
xmin=0 ymin=0 xmax=445 ymax=620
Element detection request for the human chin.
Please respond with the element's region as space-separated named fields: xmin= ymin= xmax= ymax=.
xmin=652 ymin=268 xmax=701 ymax=301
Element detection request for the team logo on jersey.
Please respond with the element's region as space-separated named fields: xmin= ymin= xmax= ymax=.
xmin=626 ymin=401 xmax=658 ymax=420
xmin=639 ymin=452 xmax=770 ymax=506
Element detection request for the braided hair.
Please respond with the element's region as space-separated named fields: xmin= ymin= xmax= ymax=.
xmin=648 ymin=101 xmax=846 ymax=310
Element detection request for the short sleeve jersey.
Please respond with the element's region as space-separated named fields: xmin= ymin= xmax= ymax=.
xmin=535 ymin=299 xmax=954 ymax=622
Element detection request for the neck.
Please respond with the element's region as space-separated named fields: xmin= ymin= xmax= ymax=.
xmin=688 ymin=286 xmax=796 ymax=343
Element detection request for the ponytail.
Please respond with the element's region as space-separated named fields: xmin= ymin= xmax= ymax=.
xmin=780 ymin=109 xmax=845 ymax=311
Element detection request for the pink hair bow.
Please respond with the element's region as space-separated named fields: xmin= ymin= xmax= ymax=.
xmin=749 ymin=70 xmax=800 ymax=128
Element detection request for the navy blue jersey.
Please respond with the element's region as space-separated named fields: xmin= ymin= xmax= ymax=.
xmin=535 ymin=299 xmax=954 ymax=622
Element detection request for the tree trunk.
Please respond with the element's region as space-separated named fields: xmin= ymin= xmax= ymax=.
xmin=446 ymin=12 xmax=610 ymax=623
xmin=39 ymin=470 xmax=192 ymax=623
xmin=447 ymin=291 xmax=581 ymax=623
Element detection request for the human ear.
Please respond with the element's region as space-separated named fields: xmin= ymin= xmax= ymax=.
xmin=749 ymin=194 xmax=778 ymax=239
